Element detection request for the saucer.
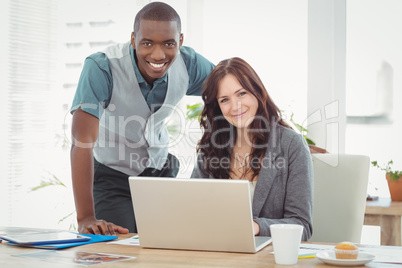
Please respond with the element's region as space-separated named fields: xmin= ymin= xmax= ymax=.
xmin=316 ymin=251 xmax=375 ymax=266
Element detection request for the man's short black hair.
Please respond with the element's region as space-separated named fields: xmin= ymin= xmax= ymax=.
xmin=133 ymin=2 xmax=181 ymax=34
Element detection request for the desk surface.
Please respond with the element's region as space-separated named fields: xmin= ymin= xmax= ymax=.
xmin=1 ymin=233 xmax=400 ymax=268
xmin=364 ymin=197 xmax=402 ymax=246
xmin=366 ymin=197 xmax=402 ymax=216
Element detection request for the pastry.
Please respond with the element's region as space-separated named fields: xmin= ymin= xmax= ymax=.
xmin=334 ymin=241 xmax=359 ymax=259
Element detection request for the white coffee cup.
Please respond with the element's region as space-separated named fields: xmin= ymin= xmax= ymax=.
xmin=270 ymin=224 xmax=303 ymax=265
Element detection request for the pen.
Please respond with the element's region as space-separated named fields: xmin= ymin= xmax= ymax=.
xmin=298 ymin=254 xmax=316 ymax=259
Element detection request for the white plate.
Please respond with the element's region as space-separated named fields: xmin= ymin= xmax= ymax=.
xmin=316 ymin=251 xmax=375 ymax=266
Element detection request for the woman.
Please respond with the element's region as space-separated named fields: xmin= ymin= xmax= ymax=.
xmin=191 ymin=57 xmax=313 ymax=241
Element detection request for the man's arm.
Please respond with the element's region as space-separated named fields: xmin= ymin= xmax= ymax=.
xmin=70 ymin=109 xmax=128 ymax=235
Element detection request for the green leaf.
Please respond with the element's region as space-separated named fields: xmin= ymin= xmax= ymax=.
xmin=305 ymin=137 xmax=316 ymax=145
xmin=30 ymin=174 xmax=66 ymax=191
xmin=58 ymin=211 xmax=75 ymax=224
xmin=371 ymin=160 xmax=402 ymax=181
xmin=186 ymin=103 xmax=203 ymax=121
xmin=390 ymin=173 xmax=400 ymax=181
xmin=289 ymin=112 xmax=309 ymax=134
xmin=166 ymin=124 xmax=179 ymax=135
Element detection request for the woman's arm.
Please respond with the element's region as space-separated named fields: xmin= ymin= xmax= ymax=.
xmin=254 ymin=134 xmax=313 ymax=241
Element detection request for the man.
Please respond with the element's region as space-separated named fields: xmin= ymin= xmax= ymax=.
xmin=70 ymin=2 xmax=214 ymax=235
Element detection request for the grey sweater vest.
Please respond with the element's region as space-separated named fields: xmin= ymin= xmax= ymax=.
xmin=93 ymin=42 xmax=189 ymax=176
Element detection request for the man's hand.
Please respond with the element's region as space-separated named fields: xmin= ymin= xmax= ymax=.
xmin=78 ymin=217 xmax=129 ymax=235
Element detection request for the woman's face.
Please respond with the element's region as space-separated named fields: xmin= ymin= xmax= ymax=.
xmin=216 ymin=74 xmax=258 ymax=129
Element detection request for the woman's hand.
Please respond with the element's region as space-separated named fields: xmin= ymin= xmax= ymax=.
xmin=253 ymin=221 xmax=260 ymax=236
xmin=78 ymin=217 xmax=129 ymax=235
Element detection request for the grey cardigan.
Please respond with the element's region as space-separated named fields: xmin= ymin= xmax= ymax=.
xmin=191 ymin=121 xmax=313 ymax=241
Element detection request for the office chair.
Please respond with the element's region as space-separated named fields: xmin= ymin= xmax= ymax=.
xmin=310 ymin=154 xmax=370 ymax=243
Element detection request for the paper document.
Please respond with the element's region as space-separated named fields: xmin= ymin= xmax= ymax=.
xmin=299 ymin=244 xmax=402 ymax=264
xmin=299 ymin=244 xmax=333 ymax=256
xmin=107 ymin=235 xmax=140 ymax=246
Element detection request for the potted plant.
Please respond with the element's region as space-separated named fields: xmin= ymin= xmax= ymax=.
xmin=371 ymin=160 xmax=402 ymax=201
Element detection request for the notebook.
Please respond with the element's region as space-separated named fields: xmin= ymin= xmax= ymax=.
xmin=4 ymin=233 xmax=118 ymax=249
xmin=0 ymin=231 xmax=90 ymax=245
xmin=128 ymin=177 xmax=272 ymax=253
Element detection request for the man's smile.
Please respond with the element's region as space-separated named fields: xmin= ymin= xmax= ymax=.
xmin=148 ymin=61 xmax=168 ymax=71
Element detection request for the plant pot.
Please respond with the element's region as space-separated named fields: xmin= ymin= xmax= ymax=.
xmin=386 ymin=174 xmax=402 ymax=201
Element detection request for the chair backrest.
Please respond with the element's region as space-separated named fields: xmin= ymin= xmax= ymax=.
xmin=310 ymin=154 xmax=370 ymax=243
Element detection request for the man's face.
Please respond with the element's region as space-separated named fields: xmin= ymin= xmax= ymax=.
xmin=131 ymin=19 xmax=183 ymax=85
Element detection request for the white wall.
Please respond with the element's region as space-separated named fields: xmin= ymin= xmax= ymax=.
xmin=172 ymin=0 xmax=308 ymax=176
xmin=0 ymin=0 xmax=308 ymax=229
xmin=345 ymin=0 xmax=402 ymax=197
xmin=307 ymin=0 xmax=347 ymax=154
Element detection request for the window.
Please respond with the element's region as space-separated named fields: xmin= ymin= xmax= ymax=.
xmin=0 ymin=0 xmax=66 ymax=228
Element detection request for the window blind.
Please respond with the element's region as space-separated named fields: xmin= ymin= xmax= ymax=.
xmin=0 ymin=0 xmax=141 ymax=229
xmin=1 ymin=0 xmax=59 ymax=226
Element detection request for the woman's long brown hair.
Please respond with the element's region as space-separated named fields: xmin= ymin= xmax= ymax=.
xmin=197 ymin=57 xmax=291 ymax=179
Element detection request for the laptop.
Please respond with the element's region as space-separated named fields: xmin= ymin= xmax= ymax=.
xmin=128 ymin=177 xmax=272 ymax=253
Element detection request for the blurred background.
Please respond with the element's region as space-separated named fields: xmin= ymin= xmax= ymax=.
xmin=0 ymin=0 xmax=401 ymax=233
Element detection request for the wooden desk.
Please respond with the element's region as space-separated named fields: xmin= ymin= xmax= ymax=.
xmin=0 ymin=233 xmax=399 ymax=267
xmin=365 ymin=197 xmax=402 ymax=246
